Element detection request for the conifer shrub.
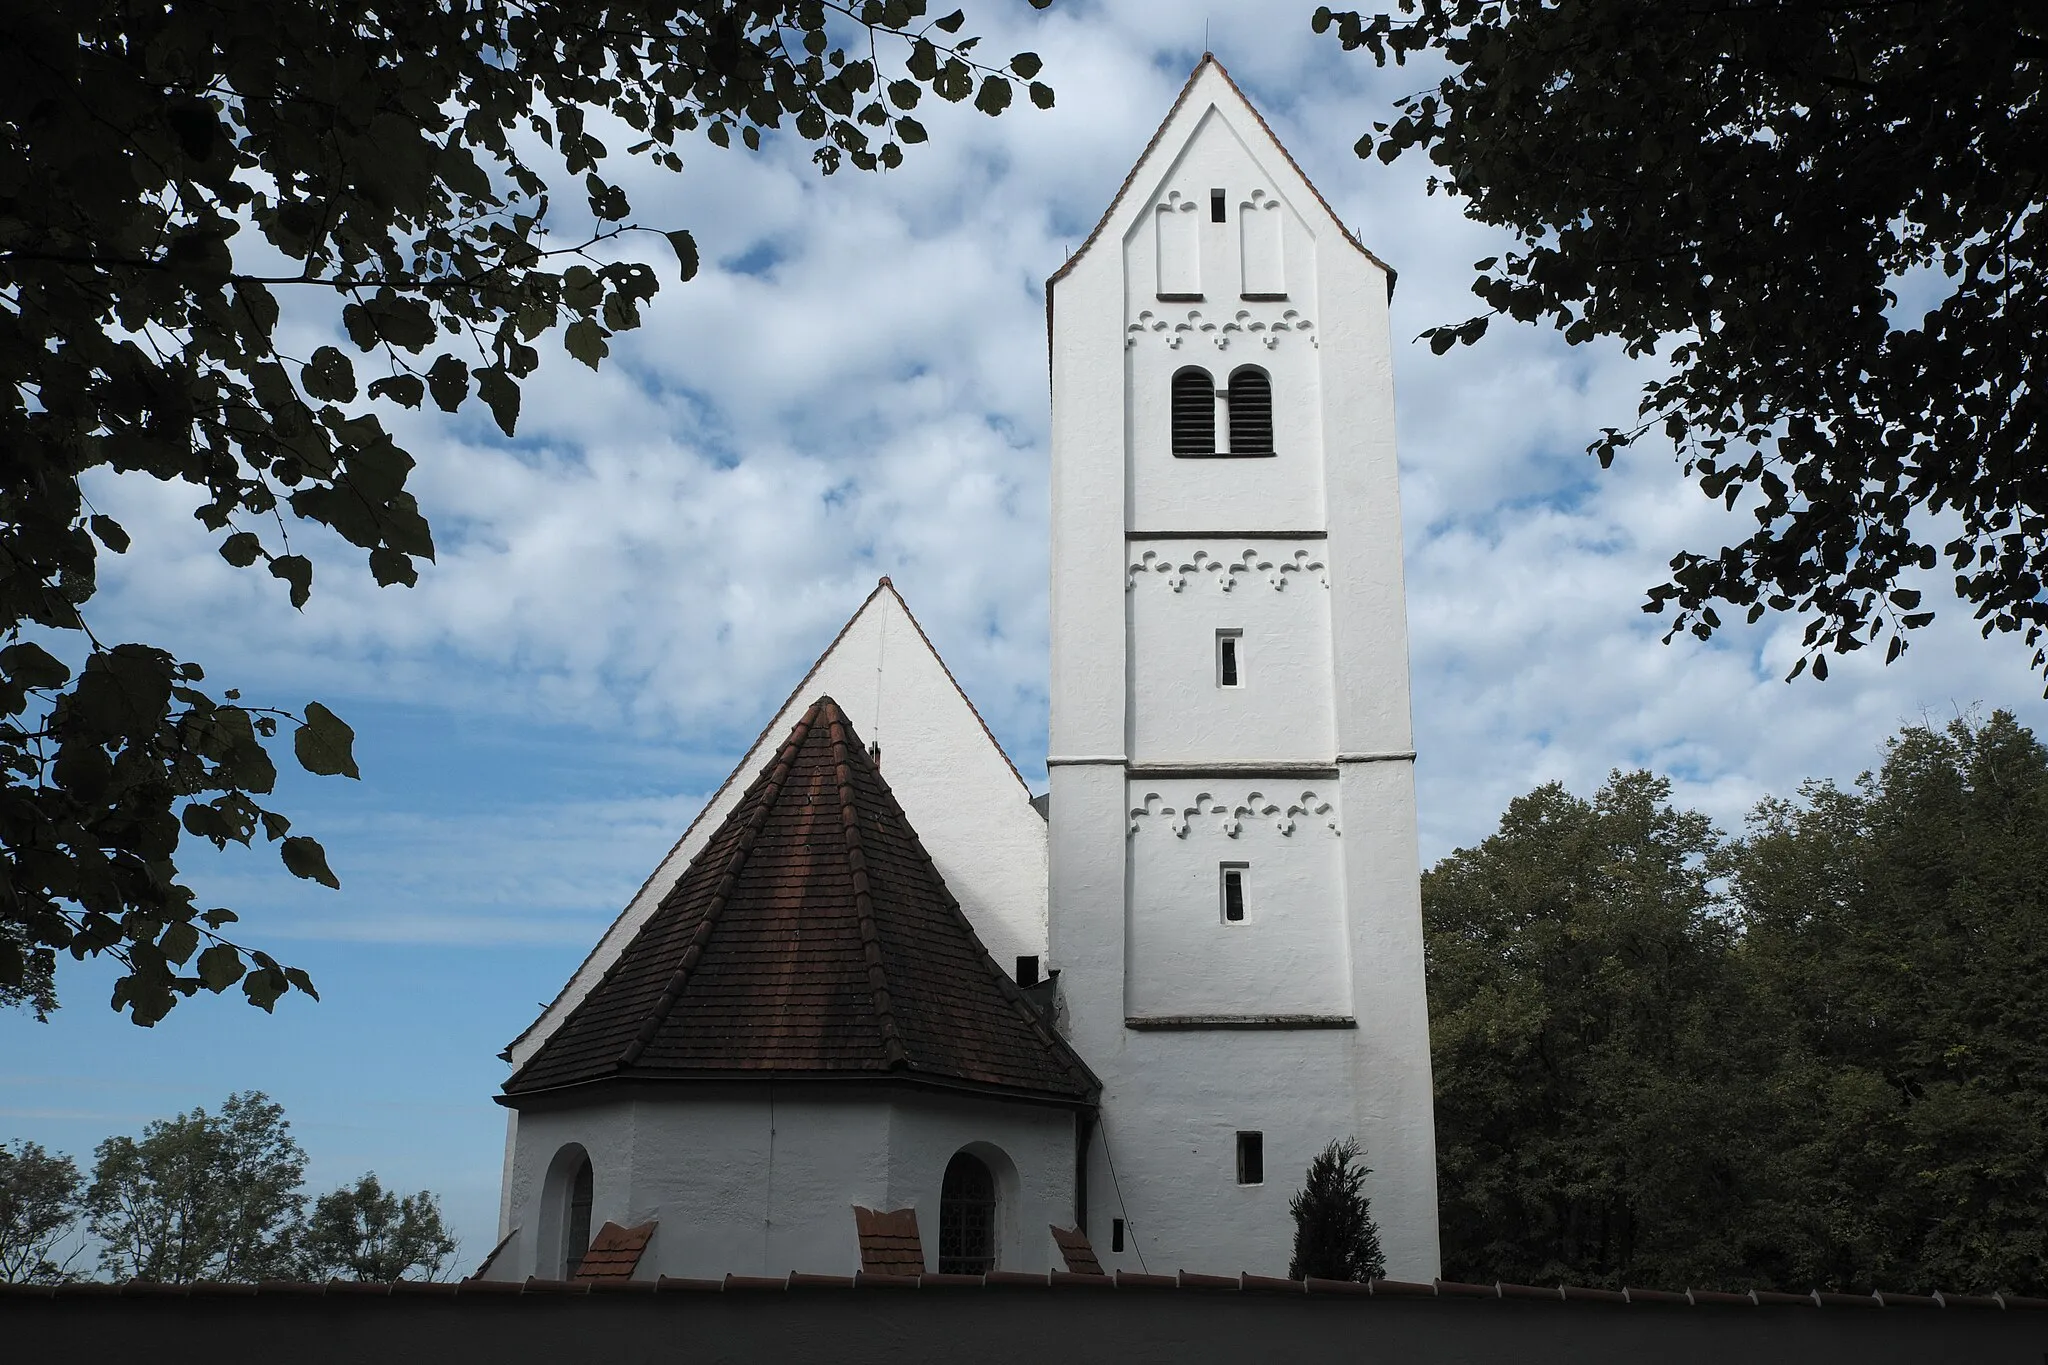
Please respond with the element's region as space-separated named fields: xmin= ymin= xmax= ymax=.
xmin=1287 ymin=1138 xmax=1385 ymax=1282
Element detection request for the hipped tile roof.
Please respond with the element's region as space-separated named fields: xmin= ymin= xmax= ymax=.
xmin=504 ymin=697 xmax=1096 ymax=1104
xmin=574 ymin=1223 xmax=655 ymax=1282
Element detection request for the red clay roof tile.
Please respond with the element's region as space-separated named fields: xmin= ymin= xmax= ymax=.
xmin=853 ymin=1207 xmax=926 ymax=1277
xmin=1049 ymin=1225 xmax=1103 ymax=1276
xmin=573 ymin=1222 xmax=656 ymax=1282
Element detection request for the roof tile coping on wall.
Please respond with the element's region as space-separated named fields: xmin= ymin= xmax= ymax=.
xmin=1049 ymin=1224 xmax=1103 ymax=1275
xmin=573 ymin=1221 xmax=657 ymax=1281
xmin=853 ymin=1206 xmax=927 ymax=1277
xmin=8 ymin=1277 xmax=2048 ymax=1306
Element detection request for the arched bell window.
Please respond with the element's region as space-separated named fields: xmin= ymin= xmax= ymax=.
xmin=540 ymin=1143 xmax=595 ymax=1280
xmin=1171 ymin=367 xmax=1215 ymax=456
xmin=1227 ymin=366 xmax=1274 ymax=456
xmin=937 ymin=1151 xmax=998 ymax=1274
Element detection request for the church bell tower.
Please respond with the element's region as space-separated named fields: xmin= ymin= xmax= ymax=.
xmin=1044 ymin=57 xmax=1440 ymax=1278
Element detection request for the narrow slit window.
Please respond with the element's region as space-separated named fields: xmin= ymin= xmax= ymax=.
xmin=1217 ymin=630 xmax=1242 ymax=687
xmin=1221 ymin=863 xmax=1247 ymax=923
xmin=1210 ymin=188 xmax=1226 ymax=222
xmin=1112 ymin=1218 xmax=1126 ymax=1252
xmin=1236 ymin=1132 xmax=1264 ymax=1186
xmin=1227 ymin=366 xmax=1274 ymax=456
xmin=1171 ymin=367 xmax=1216 ymax=456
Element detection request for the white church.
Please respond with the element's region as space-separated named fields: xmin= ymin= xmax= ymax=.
xmin=477 ymin=56 xmax=1441 ymax=1286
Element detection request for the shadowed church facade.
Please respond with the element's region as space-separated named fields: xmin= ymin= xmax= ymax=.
xmin=479 ymin=57 xmax=1440 ymax=1284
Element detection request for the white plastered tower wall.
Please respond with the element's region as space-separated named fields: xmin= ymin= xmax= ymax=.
xmin=495 ymin=580 xmax=1049 ymax=1243
xmin=1046 ymin=59 xmax=1441 ymax=1278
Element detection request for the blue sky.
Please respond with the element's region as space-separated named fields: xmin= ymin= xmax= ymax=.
xmin=6 ymin=0 xmax=2043 ymax=1273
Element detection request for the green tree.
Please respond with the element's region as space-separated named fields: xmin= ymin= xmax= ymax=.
xmin=1423 ymin=771 xmax=1777 ymax=1288
xmin=1733 ymin=710 xmax=2048 ymax=1293
xmin=1315 ymin=2 xmax=2048 ymax=685
xmin=85 ymin=1090 xmax=306 ymax=1281
xmin=296 ymin=1174 xmax=458 ymax=1282
xmin=0 ymin=1140 xmax=83 ymax=1284
xmin=1287 ymin=1138 xmax=1386 ymax=1282
xmin=2 ymin=0 xmax=1054 ymax=1024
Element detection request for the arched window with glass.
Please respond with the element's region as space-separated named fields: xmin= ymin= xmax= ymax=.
xmin=937 ymin=1151 xmax=998 ymax=1274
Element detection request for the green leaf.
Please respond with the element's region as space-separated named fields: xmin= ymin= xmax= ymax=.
xmin=270 ymin=554 xmax=314 ymax=608
xmin=302 ymin=346 xmax=358 ymax=403
xmin=159 ymin=921 xmax=200 ymax=966
xmin=90 ymin=515 xmax=131 ymax=553
xmin=196 ymin=944 xmax=246 ymax=992
xmin=1009 ymin=52 xmax=1042 ymax=79
xmin=281 ymin=835 xmax=341 ymax=889
xmin=368 ymin=374 xmax=426 ymax=408
xmin=665 ymin=229 xmax=699 ymax=281
xmin=220 ymin=531 xmax=263 ymax=567
xmin=933 ymin=8 xmax=965 ymax=32
xmin=295 ymin=701 xmax=360 ymax=779
xmin=564 ymin=318 xmax=609 ymax=370
xmin=1028 ymin=81 xmax=1054 ymax=110
xmin=426 ymin=355 xmax=471 ymax=412
xmin=1 ymin=642 xmax=70 ymax=690
xmin=475 ymin=366 xmax=520 ymax=436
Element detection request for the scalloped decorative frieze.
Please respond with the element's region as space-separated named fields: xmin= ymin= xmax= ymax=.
xmin=1126 ymin=307 xmax=1315 ymax=351
xmin=1127 ymin=545 xmax=1328 ymax=593
xmin=1129 ymin=789 xmax=1339 ymax=839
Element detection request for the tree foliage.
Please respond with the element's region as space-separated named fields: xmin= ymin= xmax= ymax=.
xmin=84 ymin=1090 xmax=306 ymax=1281
xmin=1426 ymin=713 xmax=2048 ymax=1293
xmin=1286 ymin=1138 xmax=1386 ymax=1282
xmin=1315 ymin=2 xmax=2048 ymax=686
xmin=2 ymin=0 xmax=1054 ymax=1024
xmin=0 ymin=1140 xmax=83 ymax=1284
xmin=296 ymin=1174 xmax=457 ymax=1283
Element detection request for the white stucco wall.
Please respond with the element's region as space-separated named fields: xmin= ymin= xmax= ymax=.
xmin=502 ymin=582 xmax=1049 ymax=1082
xmin=1047 ymin=62 xmax=1440 ymax=1281
xmin=491 ymin=1088 xmax=1077 ymax=1280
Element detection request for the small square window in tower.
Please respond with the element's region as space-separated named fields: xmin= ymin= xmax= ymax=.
xmin=1216 ymin=629 xmax=1243 ymax=687
xmin=1220 ymin=862 xmax=1248 ymax=923
xmin=1236 ymin=1132 xmax=1264 ymax=1186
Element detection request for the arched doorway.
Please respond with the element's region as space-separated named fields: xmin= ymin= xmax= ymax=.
xmin=937 ymin=1150 xmax=997 ymax=1274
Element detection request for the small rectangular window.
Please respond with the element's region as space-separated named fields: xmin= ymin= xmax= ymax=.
xmin=1221 ymin=863 xmax=1247 ymax=923
xmin=1112 ymin=1218 xmax=1126 ymax=1252
xmin=1015 ymin=955 xmax=1040 ymax=987
xmin=1236 ymin=1132 xmax=1264 ymax=1185
xmin=1210 ymin=188 xmax=1226 ymax=222
xmin=1216 ymin=629 xmax=1242 ymax=687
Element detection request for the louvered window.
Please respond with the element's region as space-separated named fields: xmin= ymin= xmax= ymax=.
xmin=1227 ymin=366 xmax=1274 ymax=455
xmin=938 ymin=1152 xmax=998 ymax=1274
xmin=1171 ymin=368 xmax=1215 ymax=455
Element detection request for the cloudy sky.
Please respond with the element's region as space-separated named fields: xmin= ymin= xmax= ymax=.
xmin=5 ymin=0 xmax=2042 ymax=1271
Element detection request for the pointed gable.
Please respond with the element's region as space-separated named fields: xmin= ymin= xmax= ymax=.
xmin=504 ymin=698 xmax=1095 ymax=1103
xmin=1047 ymin=54 xmax=1393 ymax=297
xmin=506 ymin=579 xmax=1047 ymax=1074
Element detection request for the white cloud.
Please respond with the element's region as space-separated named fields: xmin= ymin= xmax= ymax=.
xmin=78 ymin=0 xmax=2048 ymax=927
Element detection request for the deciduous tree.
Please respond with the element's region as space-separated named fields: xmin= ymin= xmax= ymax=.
xmin=2 ymin=0 xmax=1053 ymax=1023
xmin=295 ymin=1173 xmax=457 ymax=1282
xmin=0 ymin=1140 xmax=83 ymax=1284
xmin=84 ymin=1090 xmax=306 ymax=1281
xmin=1316 ymin=2 xmax=2047 ymax=686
